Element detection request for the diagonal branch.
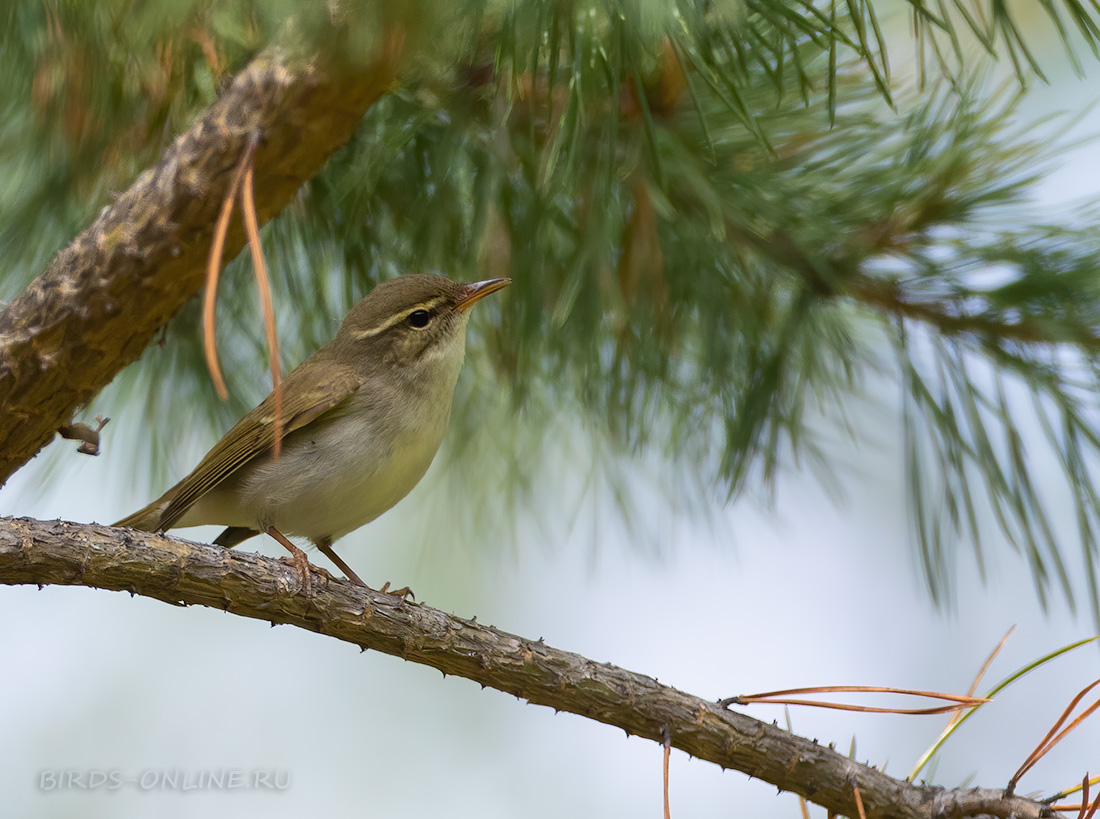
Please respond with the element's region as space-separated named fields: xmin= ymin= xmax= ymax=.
xmin=0 ymin=30 xmax=404 ymax=486
xmin=848 ymin=274 xmax=1100 ymax=350
xmin=728 ymin=222 xmax=1100 ymax=351
xmin=0 ymin=516 xmax=1056 ymax=819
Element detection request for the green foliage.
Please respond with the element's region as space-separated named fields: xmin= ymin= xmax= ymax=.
xmin=905 ymin=0 xmax=1100 ymax=84
xmin=0 ymin=0 xmax=251 ymax=283
xmin=9 ymin=1 xmax=1100 ymax=615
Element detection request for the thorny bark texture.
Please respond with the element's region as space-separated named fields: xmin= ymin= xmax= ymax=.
xmin=0 ymin=517 xmax=1057 ymax=819
xmin=0 ymin=32 xmax=404 ymax=485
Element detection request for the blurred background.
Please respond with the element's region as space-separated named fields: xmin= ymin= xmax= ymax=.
xmin=3 ymin=2 xmax=1100 ymax=817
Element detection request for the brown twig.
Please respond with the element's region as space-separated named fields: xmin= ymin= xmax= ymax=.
xmin=1083 ymin=774 xmax=1100 ymax=819
xmin=798 ymin=795 xmax=811 ymax=819
xmin=853 ymin=786 xmax=867 ymax=819
xmin=949 ymin=625 xmax=1015 ymax=730
xmin=1047 ymin=774 xmax=1100 ymax=809
xmin=1051 ymin=773 xmax=1100 ymax=819
xmin=1009 ymin=678 xmax=1100 ymax=795
xmin=238 ymin=147 xmax=283 ymax=457
xmin=1084 ymin=783 xmax=1100 ymax=819
xmin=723 ymin=685 xmax=988 ymax=715
xmin=202 ymin=134 xmax=259 ymax=401
xmin=908 ymin=627 xmax=1017 ymax=781
xmin=661 ymin=725 xmax=671 ymax=819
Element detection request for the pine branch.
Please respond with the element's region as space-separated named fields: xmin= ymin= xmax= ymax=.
xmin=850 ymin=273 xmax=1100 ymax=349
xmin=725 ymin=221 xmax=1100 ymax=352
xmin=0 ymin=515 xmax=1058 ymax=819
xmin=0 ymin=29 xmax=404 ymax=486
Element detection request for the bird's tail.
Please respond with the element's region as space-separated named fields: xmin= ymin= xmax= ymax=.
xmin=113 ymin=492 xmax=175 ymax=532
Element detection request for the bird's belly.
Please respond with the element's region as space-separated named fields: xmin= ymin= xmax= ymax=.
xmin=234 ymin=412 xmax=447 ymax=542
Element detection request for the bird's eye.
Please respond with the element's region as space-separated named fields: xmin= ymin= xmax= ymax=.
xmin=407 ymin=309 xmax=431 ymax=328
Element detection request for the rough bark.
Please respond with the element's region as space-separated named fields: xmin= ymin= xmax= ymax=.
xmin=0 ymin=516 xmax=1057 ymax=819
xmin=0 ymin=32 xmax=403 ymax=484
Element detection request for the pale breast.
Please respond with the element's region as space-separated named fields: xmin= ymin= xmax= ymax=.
xmin=237 ymin=399 xmax=450 ymax=541
xmin=179 ymin=320 xmax=468 ymax=542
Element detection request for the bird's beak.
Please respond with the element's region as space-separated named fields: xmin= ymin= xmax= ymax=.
xmin=454 ymin=277 xmax=511 ymax=311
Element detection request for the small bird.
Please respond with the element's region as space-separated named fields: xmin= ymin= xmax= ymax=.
xmin=115 ymin=273 xmax=510 ymax=592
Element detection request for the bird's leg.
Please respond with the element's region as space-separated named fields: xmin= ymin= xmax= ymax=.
xmin=314 ymin=538 xmax=366 ymax=587
xmin=264 ymin=526 xmax=313 ymax=596
xmin=314 ymin=538 xmax=413 ymax=599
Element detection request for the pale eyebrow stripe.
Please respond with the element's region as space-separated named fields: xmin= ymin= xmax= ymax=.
xmin=351 ymin=296 xmax=448 ymax=339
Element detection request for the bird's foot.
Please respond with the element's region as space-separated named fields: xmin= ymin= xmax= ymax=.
xmin=266 ymin=526 xmax=314 ymax=596
xmin=279 ymin=552 xmax=314 ymax=596
xmin=378 ymin=582 xmax=415 ymax=601
xmin=309 ymin=538 xmax=413 ymax=599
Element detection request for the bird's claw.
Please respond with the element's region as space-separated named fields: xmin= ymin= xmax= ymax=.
xmin=279 ymin=552 xmax=313 ymax=597
xmin=378 ymin=581 xmax=414 ymax=601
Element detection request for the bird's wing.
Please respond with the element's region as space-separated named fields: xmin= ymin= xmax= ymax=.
xmin=151 ymin=361 xmax=362 ymax=532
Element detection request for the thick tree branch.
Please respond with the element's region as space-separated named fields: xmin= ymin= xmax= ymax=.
xmin=0 ymin=30 xmax=404 ymax=485
xmin=0 ymin=516 xmax=1056 ymax=819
